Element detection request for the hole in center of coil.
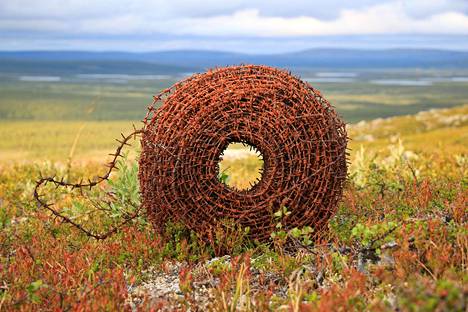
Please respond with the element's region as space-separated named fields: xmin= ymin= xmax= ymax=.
xmin=217 ymin=142 xmax=264 ymax=191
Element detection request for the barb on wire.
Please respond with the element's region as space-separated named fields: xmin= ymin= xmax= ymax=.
xmin=34 ymin=129 xmax=144 ymax=240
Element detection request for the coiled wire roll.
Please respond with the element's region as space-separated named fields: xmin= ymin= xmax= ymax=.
xmin=139 ymin=65 xmax=348 ymax=240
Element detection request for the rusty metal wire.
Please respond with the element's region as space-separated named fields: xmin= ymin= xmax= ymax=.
xmin=140 ymin=65 xmax=348 ymax=240
xmin=34 ymin=129 xmax=143 ymax=240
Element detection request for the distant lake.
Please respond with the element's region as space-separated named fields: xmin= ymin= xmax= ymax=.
xmin=315 ymin=72 xmax=358 ymax=78
xmin=370 ymin=79 xmax=432 ymax=86
xmin=9 ymin=73 xmax=468 ymax=87
xmin=76 ymin=74 xmax=173 ymax=80
xmin=19 ymin=76 xmax=61 ymax=82
xmin=420 ymin=77 xmax=468 ymax=83
xmin=304 ymin=77 xmax=356 ymax=83
xmin=449 ymin=77 xmax=468 ymax=82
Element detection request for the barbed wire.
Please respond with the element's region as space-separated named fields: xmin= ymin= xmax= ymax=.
xmin=140 ymin=65 xmax=348 ymax=240
xmin=33 ymin=128 xmax=143 ymax=240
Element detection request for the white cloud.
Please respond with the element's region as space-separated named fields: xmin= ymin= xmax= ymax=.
xmin=0 ymin=1 xmax=467 ymax=37
xmin=163 ymin=4 xmax=468 ymax=37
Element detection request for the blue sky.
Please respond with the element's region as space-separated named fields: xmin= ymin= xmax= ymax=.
xmin=1 ymin=0 xmax=468 ymax=53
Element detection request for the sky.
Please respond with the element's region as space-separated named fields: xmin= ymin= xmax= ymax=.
xmin=1 ymin=0 xmax=468 ymax=53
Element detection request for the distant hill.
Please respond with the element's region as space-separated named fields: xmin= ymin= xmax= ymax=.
xmin=348 ymin=104 xmax=468 ymax=155
xmin=0 ymin=49 xmax=467 ymax=75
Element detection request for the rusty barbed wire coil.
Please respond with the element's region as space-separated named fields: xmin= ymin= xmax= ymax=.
xmin=139 ymin=65 xmax=348 ymax=240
